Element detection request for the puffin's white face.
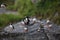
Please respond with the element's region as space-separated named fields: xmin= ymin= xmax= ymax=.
xmin=21 ymin=21 xmax=25 ymax=24
xmin=24 ymin=27 xmax=27 ymax=30
xmin=37 ymin=29 xmax=40 ymax=32
xmin=24 ymin=27 xmax=28 ymax=32
xmin=9 ymin=25 xmax=13 ymax=28
xmin=26 ymin=18 xmax=28 ymax=20
xmin=37 ymin=28 xmax=40 ymax=32
xmin=47 ymin=20 xmax=50 ymax=23
xmin=33 ymin=18 xmax=36 ymax=21
xmin=1 ymin=4 xmax=5 ymax=8
xmin=49 ymin=24 xmax=52 ymax=27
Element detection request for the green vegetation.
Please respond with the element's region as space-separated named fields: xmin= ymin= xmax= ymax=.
xmin=0 ymin=0 xmax=15 ymax=10
xmin=15 ymin=0 xmax=60 ymax=25
xmin=6 ymin=5 xmax=17 ymax=11
xmin=0 ymin=0 xmax=15 ymax=5
xmin=0 ymin=0 xmax=60 ymax=28
xmin=0 ymin=14 xmax=22 ymax=28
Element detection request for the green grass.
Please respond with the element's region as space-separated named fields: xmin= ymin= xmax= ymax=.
xmin=0 ymin=14 xmax=22 ymax=28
